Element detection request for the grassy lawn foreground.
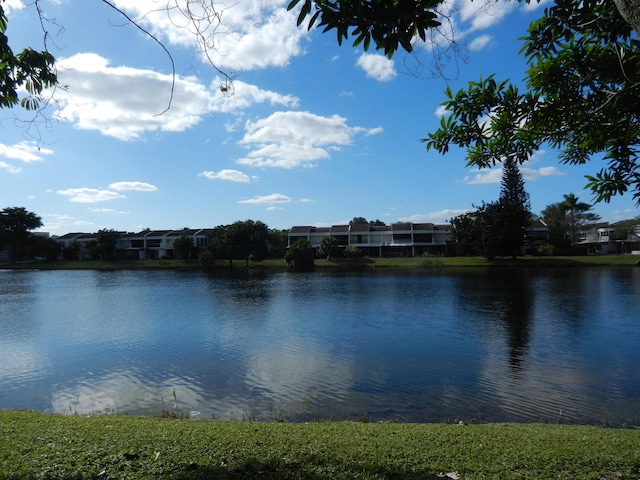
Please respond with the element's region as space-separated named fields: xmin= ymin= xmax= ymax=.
xmin=1 ymin=411 xmax=638 ymax=479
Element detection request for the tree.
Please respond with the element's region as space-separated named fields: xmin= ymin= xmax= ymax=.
xmin=0 ymin=207 xmax=43 ymax=263
xmin=425 ymin=0 xmax=640 ymax=204
xmin=0 ymin=3 xmax=57 ymax=110
xmin=540 ymin=194 xmax=601 ymax=251
xmin=173 ymin=232 xmax=195 ymax=260
xmin=200 ymin=225 xmax=232 ymax=269
xmin=561 ymin=193 xmax=596 ymax=247
xmin=285 ymin=239 xmax=315 ymax=271
xmin=540 ymin=202 xmax=571 ymax=251
xmin=451 ymin=201 xmax=504 ymax=260
xmin=613 ymin=216 xmax=640 ymax=241
xmin=343 ymin=245 xmax=363 ymax=259
xmin=287 ymin=0 xmax=441 ymax=58
xmin=498 ymin=157 xmax=532 ymax=257
xmin=27 ymin=235 xmax=60 ymax=261
xmin=96 ymin=229 xmax=121 ymax=260
xmin=450 ymin=157 xmax=531 ymax=259
xmin=349 ymin=217 xmax=369 ymax=226
xmin=319 ymin=236 xmax=339 ymax=260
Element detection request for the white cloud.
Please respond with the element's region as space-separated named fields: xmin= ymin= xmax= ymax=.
xmin=237 ymin=111 xmax=382 ymax=168
xmin=108 ymin=181 xmax=158 ymax=192
xmin=521 ymin=166 xmax=565 ymax=180
xmin=463 ymin=164 xmax=565 ymax=184
xmin=435 ymin=105 xmax=449 ymax=118
xmin=3 ymin=0 xmax=24 ymax=15
xmin=114 ymin=0 xmax=307 ymax=71
xmin=458 ymin=0 xmax=517 ymax=33
xmin=239 ymin=193 xmax=292 ymax=205
xmin=356 ymin=54 xmax=397 ymax=82
xmin=463 ymin=168 xmax=503 ymax=184
xmin=469 ymin=34 xmax=492 ymax=51
xmin=399 ymin=209 xmax=472 ymax=224
xmin=57 ymin=188 xmax=126 ymax=203
xmin=89 ymin=208 xmax=130 ymax=214
xmin=0 ymin=141 xmax=54 ymax=163
xmin=53 ymin=54 xmax=298 ymax=141
xmin=198 ymin=169 xmax=251 ymax=183
xmin=0 ymin=162 xmax=21 ymax=173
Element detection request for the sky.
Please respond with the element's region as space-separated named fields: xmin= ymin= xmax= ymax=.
xmin=2 ymin=0 xmax=639 ymax=236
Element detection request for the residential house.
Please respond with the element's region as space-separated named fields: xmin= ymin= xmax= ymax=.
xmin=576 ymin=220 xmax=640 ymax=254
xmin=288 ymin=222 xmax=454 ymax=257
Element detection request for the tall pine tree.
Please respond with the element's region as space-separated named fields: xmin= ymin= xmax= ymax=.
xmin=498 ymin=157 xmax=532 ymax=257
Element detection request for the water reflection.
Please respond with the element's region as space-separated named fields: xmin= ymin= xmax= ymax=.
xmin=0 ymin=268 xmax=638 ymax=425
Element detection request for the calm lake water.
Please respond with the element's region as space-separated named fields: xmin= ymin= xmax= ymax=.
xmin=1 ymin=267 xmax=639 ymax=425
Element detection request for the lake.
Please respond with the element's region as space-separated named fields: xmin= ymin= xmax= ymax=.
xmin=1 ymin=267 xmax=639 ymax=425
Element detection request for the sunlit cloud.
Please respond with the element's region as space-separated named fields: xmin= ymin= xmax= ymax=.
xmin=356 ymin=53 xmax=397 ymax=82
xmin=114 ymin=0 xmax=307 ymax=71
xmin=57 ymin=188 xmax=126 ymax=203
xmin=237 ymin=111 xmax=382 ymax=169
xmin=198 ymin=169 xmax=251 ymax=183
xmin=108 ymin=181 xmax=158 ymax=192
xmin=238 ymin=193 xmax=292 ymax=205
xmin=469 ymin=34 xmax=492 ymax=51
xmin=0 ymin=162 xmax=21 ymax=173
xmin=0 ymin=141 xmax=53 ymax=162
xmin=52 ymin=54 xmax=298 ymax=141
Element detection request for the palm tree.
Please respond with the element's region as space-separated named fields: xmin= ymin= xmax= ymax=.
xmin=562 ymin=193 xmax=592 ymax=246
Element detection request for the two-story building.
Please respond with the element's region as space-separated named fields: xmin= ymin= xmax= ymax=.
xmin=288 ymin=222 xmax=454 ymax=257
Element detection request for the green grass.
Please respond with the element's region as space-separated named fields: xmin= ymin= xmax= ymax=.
xmin=0 ymin=411 xmax=638 ymax=479
xmin=3 ymin=254 xmax=639 ymax=271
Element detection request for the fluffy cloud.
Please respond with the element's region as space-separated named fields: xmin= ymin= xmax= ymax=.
xmin=53 ymin=54 xmax=298 ymax=141
xmin=108 ymin=181 xmax=158 ymax=192
xmin=114 ymin=0 xmax=307 ymax=71
xmin=0 ymin=162 xmax=21 ymax=174
xmin=198 ymin=169 xmax=251 ymax=183
xmin=57 ymin=188 xmax=126 ymax=203
xmin=237 ymin=111 xmax=382 ymax=168
xmin=0 ymin=141 xmax=53 ymax=163
xmin=463 ymin=165 xmax=564 ymax=184
xmin=469 ymin=34 xmax=492 ymax=51
xmin=356 ymin=54 xmax=397 ymax=82
xmin=239 ymin=193 xmax=292 ymax=205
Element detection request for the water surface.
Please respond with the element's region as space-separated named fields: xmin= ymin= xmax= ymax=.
xmin=1 ymin=267 xmax=638 ymax=425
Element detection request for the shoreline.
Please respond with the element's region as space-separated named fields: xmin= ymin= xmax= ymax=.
xmin=1 ymin=254 xmax=639 ymax=271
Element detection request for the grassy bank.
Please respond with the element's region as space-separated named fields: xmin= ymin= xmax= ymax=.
xmin=2 ymin=254 xmax=640 ymax=271
xmin=1 ymin=411 xmax=639 ymax=480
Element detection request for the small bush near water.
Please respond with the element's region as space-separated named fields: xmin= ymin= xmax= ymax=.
xmin=1 ymin=410 xmax=639 ymax=479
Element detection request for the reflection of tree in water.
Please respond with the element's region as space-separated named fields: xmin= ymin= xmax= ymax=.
xmin=499 ymin=269 xmax=534 ymax=372
xmin=457 ymin=269 xmax=535 ymax=373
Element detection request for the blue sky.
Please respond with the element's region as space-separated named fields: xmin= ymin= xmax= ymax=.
xmin=3 ymin=0 xmax=638 ymax=235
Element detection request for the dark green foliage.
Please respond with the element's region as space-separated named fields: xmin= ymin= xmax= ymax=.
xmin=319 ymin=236 xmax=339 ymax=259
xmin=96 ymin=229 xmax=121 ymax=261
xmin=0 ymin=4 xmax=57 ymax=110
xmin=199 ymin=220 xmax=274 ymax=269
xmin=26 ymin=235 xmax=60 ymax=261
xmin=285 ymin=239 xmax=315 ymax=271
xmin=343 ymin=244 xmax=363 ymax=258
xmin=173 ymin=232 xmax=195 ymax=260
xmin=287 ymin=0 xmax=441 ymax=58
xmin=425 ymin=0 xmax=640 ymax=204
xmin=541 ymin=193 xmax=601 ymax=250
xmin=450 ymin=158 xmax=531 ymax=260
xmin=498 ymin=157 xmax=532 ymax=257
xmin=0 ymin=206 xmax=43 ymax=262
